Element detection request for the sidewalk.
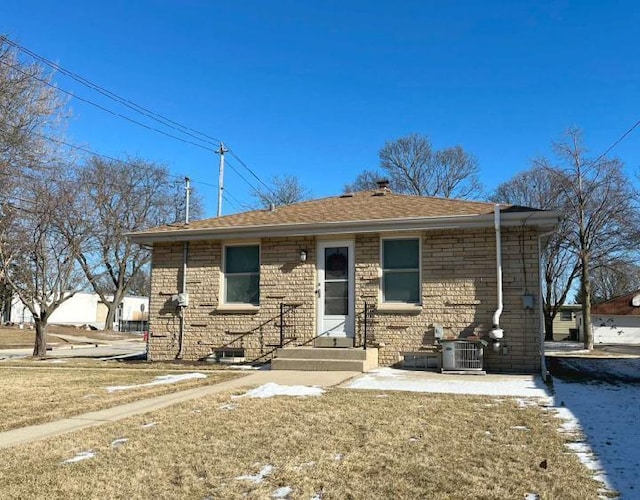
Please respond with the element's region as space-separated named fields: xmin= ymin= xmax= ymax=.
xmin=0 ymin=370 xmax=358 ymax=450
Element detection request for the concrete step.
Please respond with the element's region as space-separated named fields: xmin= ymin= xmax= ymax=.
xmin=272 ymin=347 xmax=378 ymax=372
xmin=314 ymin=337 xmax=354 ymax=348
xmin=271 ymin=358 xmax=367 ymax=372
xmin=275 ymin=346 xmax=369 ymax=361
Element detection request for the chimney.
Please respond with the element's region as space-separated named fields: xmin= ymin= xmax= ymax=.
xmin=376 ymin=179 xmax=390 ymax=190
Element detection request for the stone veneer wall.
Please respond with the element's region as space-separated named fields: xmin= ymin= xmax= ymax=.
xmin=148 ymin=236 xmax=316 ymax=361
xmin=148 ymin=227 xmax=541 ymax=373
xmin=354 ymin=228 xmax=541 ymax=372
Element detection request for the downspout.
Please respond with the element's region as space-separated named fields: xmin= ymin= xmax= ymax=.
xmin=537 ymin=230 xmax=555 ymax=382
xmin=176 ymin=241 xmax=188 ymax=359
xmin=489 ymin=205 xmax=504 ymax=347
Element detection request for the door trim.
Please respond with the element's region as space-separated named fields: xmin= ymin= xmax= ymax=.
xmin=316 ymin=240 xmax=355 ymax=338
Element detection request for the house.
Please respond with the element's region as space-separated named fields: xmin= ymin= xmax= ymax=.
xmin=551 ymin=304 xmax=581 ymax=341
xmin=577 ymin=290 xmax=640 ymax=344
xmin=130 ymin=185 xmax=558 ymax=373
xmin=3 ymin=292 xmax=149 ymax=331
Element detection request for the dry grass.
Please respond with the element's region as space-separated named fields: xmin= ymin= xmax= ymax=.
xmin=0 ymin=324 xmax=141 ymax=348
xmin=0 ymin=367 xmax=243 ymax=432
xmin=1 ymin=356 xmax=254 ymax=372
xmin=0 ymin=389 xmax=603 ymax=499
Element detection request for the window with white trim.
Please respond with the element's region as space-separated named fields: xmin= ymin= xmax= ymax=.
xmin=224 ymin=244 xmax=260 ymax=305
xmin=381 ymin=238 xmax=420 ymax=303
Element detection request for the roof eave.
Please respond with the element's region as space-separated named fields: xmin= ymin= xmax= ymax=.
xmin=129 ymin=210 xmax=560 ymax=245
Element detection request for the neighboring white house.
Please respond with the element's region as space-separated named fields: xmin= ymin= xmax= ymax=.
xmin=577 ymin=290 xmax=640 ymax=345
xmin=3 ymin=292 xmax=149 ymax=331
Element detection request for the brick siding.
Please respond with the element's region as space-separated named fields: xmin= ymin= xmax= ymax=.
xmin=148 ymin=227 xmax=541 ymax=373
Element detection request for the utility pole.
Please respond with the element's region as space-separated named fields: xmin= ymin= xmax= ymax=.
xmin=216 ymin=142 xmax=228 ymax=217
xmin=184 ymin=177 xmax=191 ymax=224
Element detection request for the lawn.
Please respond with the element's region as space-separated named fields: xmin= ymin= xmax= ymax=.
xmin=0 ymin=366 xmax=244 ymax=432
xmin=0 ymin=388 xmax=603 ymax=499
xmin=0 ymin=325 xmax=142 ymax=349
xmin=0 ymin=324 xmax=141 ymax=348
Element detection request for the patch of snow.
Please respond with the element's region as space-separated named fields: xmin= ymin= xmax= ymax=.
xmin=346 ymin=368 xmax=549 ymax=397
xmin=141 ymin=422 xmax=158 ymax=428
xmin=105 ymin=372 xmax=207 ymax=392
xmin=47 ymin=359 xmax=66 ymax=363
xmin=511 ymin=426 xmax=529 ymax=431
xmin=82 ymin=393 xmax=98 ymax=399
xmin=236 ymin=464 xmax=274 ymax=483
xmin=272 ymin=486 xmax=293 ymax=498
xmin=524 ymin=494 xmax=540 ymax=500
xmin=219 ymin=404 xmax=236 ymax=411
xmin=235 ymin=383 xmax=324 ymax=399
xmin=228 ymin=365 xmax=260 ymax=370
xmin=192 ymin=409 xmax=202 ymax=414
xmin=111 ymin=438 xmax=128 ymax=448
xmin=553 ymin=377 xmax=640 ymax=497
xmin=333 ymin=454 xmax=343 ymax=461
xmin=62 ymin=450 xmax=96 ymax=464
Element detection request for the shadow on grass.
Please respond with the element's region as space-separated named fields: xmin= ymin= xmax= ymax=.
xmin=548 ymin=356 xmax=640 ymax=498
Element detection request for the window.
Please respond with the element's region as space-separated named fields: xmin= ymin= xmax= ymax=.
xmin=560 ymin=310 xmax=573 ymax=321
xmin=382 ymin=238 xmax=420 ymax=303
xmin=224 ymin=244 xmax=259 ymax=305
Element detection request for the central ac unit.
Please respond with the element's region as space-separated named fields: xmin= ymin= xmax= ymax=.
xmin=441 ymin=340 xmax=484 ymax=372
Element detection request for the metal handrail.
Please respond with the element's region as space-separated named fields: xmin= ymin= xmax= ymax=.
xmin=197 ymin=302 xmax=302 ymax=352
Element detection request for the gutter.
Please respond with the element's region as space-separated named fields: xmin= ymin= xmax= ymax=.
xmin=128 ymin=210 xmax=561 ymax=245
xmin=537 ymin=230 xmax=555 ymax=382
xmin=489 ymin=205 xmax=505 ymax=346
xmin=176 ymin=241 xmax=188 ymax=359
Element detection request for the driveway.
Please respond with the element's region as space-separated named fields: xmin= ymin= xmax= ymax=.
xmin=0 ymin=338 xmax=145 ymax=361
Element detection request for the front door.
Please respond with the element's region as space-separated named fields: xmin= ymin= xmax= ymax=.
xmin=317 ymin=240 xmax=355 ymax=338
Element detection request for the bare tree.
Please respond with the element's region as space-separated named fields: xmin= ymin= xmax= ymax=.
xmin=0 ymin=179 xmax=83 ymax=357
xmin=344 ymin=133 xmax=483 ymax=198
xmin=493 ymin=166 xmax=580 ymax=340
xmin=591 ymin=261 xmax=640 ymax=302
xmin=539 ymin=128 xmax=637 ymax=349
xmin=252 ymin=174 xmax=310 ymax=209
xmin=0 ymin=37 xmax=66 ymax=193
xmin=344 ymin=169 xmax=380 ymax=193
xmin=70 ymin=156 xmax=201 ymax=331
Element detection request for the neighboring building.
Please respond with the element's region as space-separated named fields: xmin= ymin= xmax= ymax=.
xmin=551 ymin=304 xmax=581 ymax=341
xmin=3 ymin=292 xmax=149 ymax=331
xmin=578 ymin=290 xmax=640 ymax=344
xmin=130 ymin=186 xmax=558 ymax=373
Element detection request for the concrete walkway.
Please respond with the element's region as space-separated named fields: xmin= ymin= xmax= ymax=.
xmin=0 ymin=370 xmax=358 ymax=450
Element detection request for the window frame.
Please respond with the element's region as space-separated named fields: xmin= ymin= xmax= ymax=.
xmin=222 ymin=242 xmax=261 ymax=307
xmin=380 ymin=236 xmax=422 ymax=305
xmin=560 ymin=310 xmax=573 ymax=321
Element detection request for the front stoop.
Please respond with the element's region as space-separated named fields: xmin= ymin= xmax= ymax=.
xmin=271 ymin=347 xmax=379 ymax=372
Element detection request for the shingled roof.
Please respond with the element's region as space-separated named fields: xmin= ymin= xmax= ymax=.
xmin=130 ymin=189 xmax=558 ymax=244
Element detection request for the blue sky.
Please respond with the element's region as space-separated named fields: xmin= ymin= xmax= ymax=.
xmin=4 ymin=1 xmax=640 ymax=217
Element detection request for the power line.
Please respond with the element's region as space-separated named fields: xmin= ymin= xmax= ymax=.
xmin=0 ymin=58 xmax=220 ymax=154
xmin=1 ymin=35 xmax=274 ymax=201
xmin=593 ymin=119 xmax=640 ymax=165
xmin=228 ymin=149 xmax=274 ymax=194
xmin=1 ymin=59 xmax=265 ymax=195
xmin=0 ymin=35 xmax=221 ymax=147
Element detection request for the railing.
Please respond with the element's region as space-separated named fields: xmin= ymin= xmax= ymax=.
xmin=355 ymin=302 xmax=376 ymax=350
xmin=197 ymin=302 xmax=302 ymax=361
